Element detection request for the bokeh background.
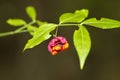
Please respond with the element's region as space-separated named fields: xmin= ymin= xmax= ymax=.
xmin=0 ymin=0 xmax=120 ymax=80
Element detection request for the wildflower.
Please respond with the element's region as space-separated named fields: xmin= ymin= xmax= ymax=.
xmin=48 ymin=36 xmax=69 ymax=55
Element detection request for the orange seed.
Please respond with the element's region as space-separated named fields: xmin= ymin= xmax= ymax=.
xmin=63 ymin=43 xmax=69 ymax=50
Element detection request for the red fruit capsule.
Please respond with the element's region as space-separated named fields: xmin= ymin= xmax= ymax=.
xmin=48 ymin=36 xmax=69 ymax=55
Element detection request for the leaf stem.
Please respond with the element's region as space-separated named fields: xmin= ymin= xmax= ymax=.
xmin=54 ymin=26 xmax=58 ymax=37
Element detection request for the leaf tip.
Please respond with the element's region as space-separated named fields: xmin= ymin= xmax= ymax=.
xmin=26 ymin=6 xmax=36 ymax=21
xmin=80 ymin=60 xmax=85 ymax=70
xmin=23 ymin=47 xmax=27 ymax=52
xmin=6 ymin=19 xmax=12 ymax=24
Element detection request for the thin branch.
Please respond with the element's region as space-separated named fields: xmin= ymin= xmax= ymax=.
xmin=0 ymin=21 xmax=36 ymax=37
xmin=0 ymin=30 xmax=29 ymax=37
xmin=58 ymin=23 xmax=80 ymax=27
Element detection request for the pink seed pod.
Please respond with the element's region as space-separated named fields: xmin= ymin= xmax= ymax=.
xmin=48 ymin=36 xmax=69 ymax=55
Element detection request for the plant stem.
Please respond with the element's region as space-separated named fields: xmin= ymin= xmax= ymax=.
xmin=0 ymin=30 xmax=28 ymax=37
xmin=0 ymin=21 xmax=36 ymax=37
xmin=52 ymin=23 xmax=82 ymax=37
xmin=0 ymin=22 xmax=82 ymax=37
xmin=58 ymin=23 xmax=80 ymax=27
xmin=15 ymin=21 xmax=36 ymax=32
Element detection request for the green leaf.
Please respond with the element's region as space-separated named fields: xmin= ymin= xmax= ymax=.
xmin=27 ymin=20 xmax=48 ymax=36
xmin=26 ymin=6 xmax=36 ymax=21
xmin=24 ymin=23 xmax=57 ymax=51
xmin=83 ymin=18 xmax=120 ymax=29
xmin=27 ymin=25 xmax=37 ymax=35
xmin=36 ymin=20 xmax=48 ymax=26
xmin=7 ymin=19 xmax=26 ymax=26
xmin=59 ymin=9 xmax=88 ymax=24
xmin=73 ymin=26 xmax=91 ymax=69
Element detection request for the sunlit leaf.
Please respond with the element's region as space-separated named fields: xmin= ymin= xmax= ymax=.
xmin=83 ymin=18 xmax=120 ymax=29
xmin=7 ymin=19 xmax=26 ymax=26
xmin=73 ymin=26 xmax=91 ymax=69
xmin=24 ymin=23 xmax=57 ymax=51
xmin=36 ymin=20 xmax=48 ymax=26
xmin=27 ymin=25 xmax=37 ymax=35
xmin=26 ymin=6 xmax=36 ymax=21
xmin=27 ymin=20 xmax=48 ymax=36
xmin=59 ymin=9 xmax=88 ymax=24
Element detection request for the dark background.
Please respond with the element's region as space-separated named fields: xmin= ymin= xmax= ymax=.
xmin=0 ymin=0 xmax=120 ymax=80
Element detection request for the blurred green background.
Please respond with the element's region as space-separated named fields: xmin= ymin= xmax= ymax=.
xmin=0 ymin=0 xmax=120 ymax=80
